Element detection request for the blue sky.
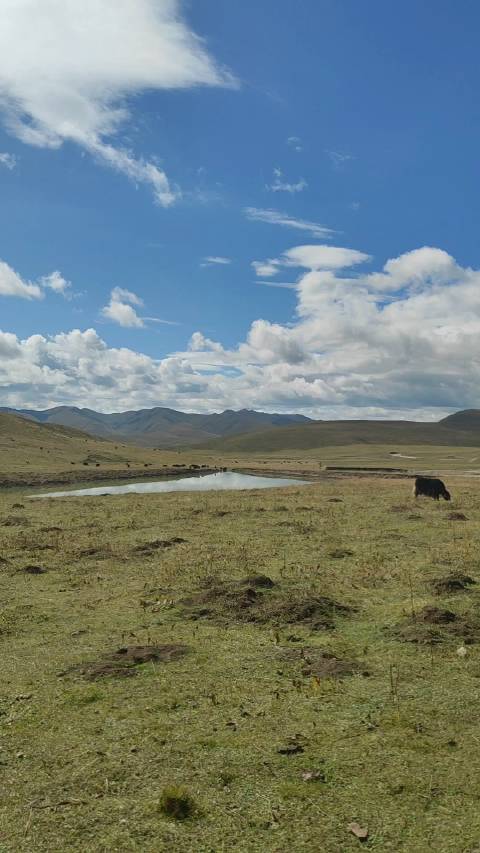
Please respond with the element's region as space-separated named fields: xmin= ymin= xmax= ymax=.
xmin=1 ymin=0 xmax=480 ymax=417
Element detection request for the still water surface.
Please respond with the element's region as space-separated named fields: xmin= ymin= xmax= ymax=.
xmin=32 ymin=471 xmax=310 ymax=499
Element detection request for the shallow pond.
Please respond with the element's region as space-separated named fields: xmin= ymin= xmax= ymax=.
xmin=31 ymin=471 xmax=310 ymax=499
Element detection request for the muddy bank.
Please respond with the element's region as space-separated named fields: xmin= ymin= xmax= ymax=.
xmin=0 ymin=466 xmax=220 ymax=489
xmin=237 ymin=466 xmax=415 ymax=481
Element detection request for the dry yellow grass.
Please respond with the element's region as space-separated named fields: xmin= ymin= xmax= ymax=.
xmin=1 ymin=471 xmax=480 ymax=851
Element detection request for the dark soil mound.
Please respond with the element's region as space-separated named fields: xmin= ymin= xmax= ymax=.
xmin=78 ymin=546 xmax=113 ymax=559
xmin=431 ymin=572 xmax=476 ymax=595
xmin=447 ymin=512 xmax=468 ymax=521
xmin=62 ymin=643 xmax=189 ymax=680
xmin=388 ymin=605 xmax=480 ymax=645
xmin=181 ymin=577 xmax=352 ymax=631
xmin=419 ymin=606 xmax=457 ymax=624
xmin=19 ymin=565 xmax=48 ymax=575
xmin=238 ymin=574 xmax=275 ymax=589
xmin=271 ymin=598 xmax=352 ymax=630
xmin=328 ymin=549 xmax=354 ymax=559
xmin=134 ymin=537 xmax=187 ymax=555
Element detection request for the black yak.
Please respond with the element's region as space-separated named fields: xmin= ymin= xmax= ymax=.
xmin=413 ymin=476 xmax=451 ymax=501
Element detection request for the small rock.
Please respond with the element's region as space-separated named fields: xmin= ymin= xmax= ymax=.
xmin=347 ymin=822 xmax=369 ymax=841
xmin=301 ymin=770 xmax=325 ymax=782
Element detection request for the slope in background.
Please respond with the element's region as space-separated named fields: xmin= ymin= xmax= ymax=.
xmin=0 ymin=406 xmax=312 ymax=448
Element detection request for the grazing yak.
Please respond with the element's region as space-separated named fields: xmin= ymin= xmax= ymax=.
xmin=413 ymin=476 xmax=451 ymax=501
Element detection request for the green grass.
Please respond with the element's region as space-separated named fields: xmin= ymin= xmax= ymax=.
xmin=200 ymin=417 xmax=480 ymax=453
xmin=1 ymin=474 xmax=480 ymax=851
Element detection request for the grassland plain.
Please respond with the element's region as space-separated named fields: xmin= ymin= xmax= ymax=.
xmin=1 ymin=472 xmax=480 ymax=852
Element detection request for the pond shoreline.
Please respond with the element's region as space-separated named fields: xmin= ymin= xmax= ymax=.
xmin=0 ymin=464 xmax=419 ymax=490
xmin=0 ymin=466 xmax=221 ymax=489
xmin=30 ymin=470 xmax=311 ymax=499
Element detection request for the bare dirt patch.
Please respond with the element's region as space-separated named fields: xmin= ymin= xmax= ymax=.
xmin=281 ymin=647 xmax=369 ymax=679
xmin=447 ymin=512 xmax=469 ymax=521
xmin=2 ymin=516 xmax=30 ymax=527
xmin=78 ymin=546 xmax=113 ymax=559
xmin=61 ymin=644 xmax=189 ymax=681
xmin=180 ymin=576 xmax=352 ymax=630
xmin=240 ymin=574 xmax=275 ymax=589
xmin=431 ymin=573 xmax=476 ymax=595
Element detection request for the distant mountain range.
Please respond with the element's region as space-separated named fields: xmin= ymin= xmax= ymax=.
xmin=1 ymin=405 xmax=479 ymax=451
xmin=0 ymin=406 xmax=312 ymax=448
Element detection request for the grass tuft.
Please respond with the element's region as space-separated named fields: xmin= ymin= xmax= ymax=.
xmin=159 ymin=786 xmax=198 ymax=821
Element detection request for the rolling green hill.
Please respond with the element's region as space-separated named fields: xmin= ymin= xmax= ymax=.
xmin=200 ymin=413 xmax=480 ymax=453
xmin=0 ymin=412 xmax=183 ymax=477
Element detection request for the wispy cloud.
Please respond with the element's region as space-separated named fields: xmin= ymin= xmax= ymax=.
xmin=0 ymin=0 xmax=236 ymax=206
xmin=326 ymin=150 xmax=354 ymax=169
xmin=200 ymin=256 xmax=232 ymax=267
xmin=266 ymin=168 xmax=307 ymax=194
xmin=257 ymin=281 xmax=297 ymax=289
xmin=252 ymin=260 xmax=279 ymax=279
xmin=287 ymin=136 xmax=302 ymax=152
xmin=0 ymin=152 xmax=17 ymax=170
xmin=245 ymin=207 xmax=334 ymax=239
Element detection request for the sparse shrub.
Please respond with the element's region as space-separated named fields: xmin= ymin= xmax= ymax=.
xmin=159 ymin=786 xmax=197 ymax=820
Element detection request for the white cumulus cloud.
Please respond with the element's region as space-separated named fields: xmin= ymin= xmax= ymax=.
xmin=252 ymin=245 xmax=370 ymax=281
xmin=0 ymin=259 xmax=70 ymax=300
xmin=39 ymin=271 xmax=71 ymax=296
xmin=2 ymin=244 xmax=480 ymax=419
xmin=0 ymin=0 xmax=234 ymax=205
xmin=101 ymin=287 xmax=145 ymax=328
